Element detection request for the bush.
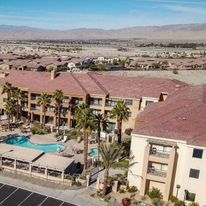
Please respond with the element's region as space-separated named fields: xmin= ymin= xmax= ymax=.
xmin=125 ymin=128 xmax=133 ymax=135
xmin=170 ymin=195 xmax=185 ymax=206
xmin=148 ymin=187 xmax=163 ymax=200
xmin=31 ymin=123 xmax=48 ymax=135
xmin=152 ymin=198 xmax=162 ymax=206
xmin=122 ymin=198 xmax=131 ymax=206
xmin=188 ymin=203 xmax=199 ymax=206
xmin=104 ymin=195 xmax=111 ymax=202
xmin=74 ymin=181 xmax=82 ymax=187
xmin=173 ymin=69 xmax=179 ymax=74
xmin=119 ymin=188 xmax=126 ymax=193
xmin=127 ymin=186 xmax=138 ymax=193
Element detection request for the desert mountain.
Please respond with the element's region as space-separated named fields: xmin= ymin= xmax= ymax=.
xmin=0 ymin=24 xmax=206 ymax=40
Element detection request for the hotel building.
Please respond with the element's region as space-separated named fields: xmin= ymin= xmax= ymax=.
xmin=0 ymin=70 xmax=186 ymax=132
xmin=128 ymin=85 xmax=206 ymax=205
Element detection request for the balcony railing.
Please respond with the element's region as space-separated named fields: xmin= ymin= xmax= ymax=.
xmin=147 ymin=167 xmax=167 ymax=178
xmin=150 ymin=148 xmax=170 ymax=159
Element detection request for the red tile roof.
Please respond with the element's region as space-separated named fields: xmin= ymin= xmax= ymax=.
xmin=133 ymin=85 xmax=206 ymax=147
xmin=0 ymin=70 xmax=187 ymax=99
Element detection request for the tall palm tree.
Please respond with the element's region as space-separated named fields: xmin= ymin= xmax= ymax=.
xmin=100 ymin=142 xmax=123 ymax=196
xmin=110 ymin=100 xmax=130 ymax=144
xmin=94 ymin=113 xmax=108 ymax=163
xmin=11 ymin=87 xmax=23 ymax=123
xmin=4 ymin=100 xmax=15 ymax=130
xmin=2 ymin=82 xmax=13 ymax=100
xmin=38 ymin=93 xmax=51 ymax=127
xmin=74 ymin=103 xmax=96 ymax=173
xmin=53 ymin=90 xmax=64 ymax=134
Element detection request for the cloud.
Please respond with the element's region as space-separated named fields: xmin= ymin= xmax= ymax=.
xmin=163 ymin=5 xmax=206 ymax=15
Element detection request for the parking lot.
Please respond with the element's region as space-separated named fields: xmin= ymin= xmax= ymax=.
xmin=0 ymin=183 xmax=77 ymax=206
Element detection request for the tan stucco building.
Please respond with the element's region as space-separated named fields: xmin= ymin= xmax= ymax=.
xmin=128 ymin=85 xmax=206 ymax=205
xmin=0 ymin=70 xmax=186 ymax=132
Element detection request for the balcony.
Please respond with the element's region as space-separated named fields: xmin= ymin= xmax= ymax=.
xmin=147 ymin=167 xmax=167 ymax=178
xmin=149 ymin=148 xmax=170 ymax=164
xmin=150 ymin=148 xmax=170 ymax=158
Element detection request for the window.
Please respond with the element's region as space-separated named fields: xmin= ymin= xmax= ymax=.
xmin=125 ymin=99 xmax=133 ymax=106
xmin=146 ymin=100 xmax=154 ymax=106
xmin=189 ymin=169 xmax=200 ymax=179
xmin=185 ymin=191 xmax=196 ymax=202
xmin=192 ymin=149 xmax=203 ymax=159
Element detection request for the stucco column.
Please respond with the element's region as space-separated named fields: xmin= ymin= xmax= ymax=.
xmin=45 ymin=168 xmax=48 ymax=179
xmin=61 ymin=171 xmax=65 ymax=182
xmin=14 ymin=159 xmax=17 ymax=170
xmin=164 ymin=146 xmax=177 ymax=201
xmin=29 ymin=163 xmax=32 ymax=174
xmin=140 ymin=143 xmax=150 ymax=196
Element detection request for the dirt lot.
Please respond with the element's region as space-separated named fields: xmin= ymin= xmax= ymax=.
xmin=100 ymin=70 xmax=206 ymax=85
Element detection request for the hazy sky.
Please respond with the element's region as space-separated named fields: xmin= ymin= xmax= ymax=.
xmin=0 ymin=0 xmax=206 ymax=29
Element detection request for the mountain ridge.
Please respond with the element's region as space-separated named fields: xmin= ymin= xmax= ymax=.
xmin=0 ymin=23 xmax=206 ymax=40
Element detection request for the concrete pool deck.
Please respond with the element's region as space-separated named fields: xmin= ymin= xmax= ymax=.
xmin=0 ymin=129 xmax=98 ymax=165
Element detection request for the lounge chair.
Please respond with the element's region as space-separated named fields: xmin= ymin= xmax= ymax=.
xmin=62 ymin=135 xmax=68 ymax=143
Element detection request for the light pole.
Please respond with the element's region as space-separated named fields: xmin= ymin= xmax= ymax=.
xmin=176 ymin=184 xmax=181 ymax=198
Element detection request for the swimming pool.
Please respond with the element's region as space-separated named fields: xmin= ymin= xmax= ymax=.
xmin=89 ymin=148 xmax=98 ymax=158
xmin=6 ymin=136 xmax=65 ymax=153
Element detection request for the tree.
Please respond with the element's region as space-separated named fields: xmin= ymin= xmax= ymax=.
xmin=94 ymin=113 xmax=108 ymax=163
xmin=53 ymin=90 xmax=64 ymax=134
xmin=2 ymin=82 xmax=13 ymax=100
xmin=110 ymin=100 xmax=130 ymax=144
xmin=74 ymin=103 xmax=96 ymax=173
xmin=11 ymin=87 xmax=23 ymax=123
xmin=4 ymin=100 xmax=15 ymax=130
xmin=99 ymin=142 xmax=123 ymax=196
xmin=38 ymin=93 xmax=51 ymax=127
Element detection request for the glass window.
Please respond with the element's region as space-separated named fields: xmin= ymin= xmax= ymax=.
xmin=146 ymin=100 xmax=154 ymax=106
xmin=125 ymin=99 xmax=133 ymax=106
xmin=185 ymin=191 xmax=196 ymax=202
xmin=189 ymin=169 xmax=200 ymax=179
xmin=192 ymin=149 xmax=203 ymax=159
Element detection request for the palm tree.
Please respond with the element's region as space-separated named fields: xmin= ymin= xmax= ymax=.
xmin=38 ymin=93 xmax=51 ymax=127
xmin=110 ymin=100 xmax=130 ymax=144
xmin=11 ymin=87 xmax=23 ymax=123
xmin=94 ymin=113 xmax=108 ymax=163
xmin=4 ymin=100 xmax=15 ymax=130
xmin=74 ymin=103 xmax=96 ymax=173
xmin=2 ymin=82 xmax=13 ymax=100
xmin=53 ymin=90 xmax=64 ymax=134
xmin=100 ymin=142 xmax=123 ymax=196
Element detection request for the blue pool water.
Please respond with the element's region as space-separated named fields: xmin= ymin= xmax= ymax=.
xmin=6 ymin=136 xmax=65 ymax=153
xmin=89 ymin=148 xmax=98 ymax=158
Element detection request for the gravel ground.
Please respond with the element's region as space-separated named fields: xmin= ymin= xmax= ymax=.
xmin=100 ymin=70 xmax=206 ymax=85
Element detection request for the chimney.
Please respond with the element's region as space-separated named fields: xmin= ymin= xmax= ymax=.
xmin=51 ymin=70 xmax=56 ymax=80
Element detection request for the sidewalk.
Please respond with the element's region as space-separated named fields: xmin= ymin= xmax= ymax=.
xmin=0 ymin=174 xmax=107 ymax=206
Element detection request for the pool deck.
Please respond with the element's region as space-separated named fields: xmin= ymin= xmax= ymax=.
xmin=0 ymin=129 xmax=98 ymax=165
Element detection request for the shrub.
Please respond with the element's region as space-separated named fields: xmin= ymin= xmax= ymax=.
xmin=119 ymin=188 xmax=126 ymax=193
xmin=104 ymin=195 xmax=111 ymax=202
xmin=122 ymin=198 xmax=131 ymax=206
xmin=173 ymin=69 xmax=179 ymax=74
xmin=188 ymin=203 xmax=199 ymax=206
xmin=127 ymin=186 xmax=138 ymax=193
xmin=152 ymin=198 xmax=162 ymax=206
xmin=147 ymin=187 xmax=163 ymax=200
xmin=31 ymin=123 xmax=47 ymax=135
xmin=125 ymin=128 xmax=133 ymax=135
xmin=170 ymin=195 xmax=185 ymax=206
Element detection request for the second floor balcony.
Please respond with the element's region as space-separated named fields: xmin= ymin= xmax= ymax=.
xmin=147 ymin=166 xmax=167 ymax=178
